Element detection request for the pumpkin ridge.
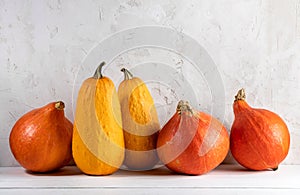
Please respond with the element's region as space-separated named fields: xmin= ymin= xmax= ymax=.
xmin=251 ymin=109 xmax=283 ymax=167
xmin=235 ymin=111 xmax=270 ymax=169
xmin=255 ymin=109 xmax=289 ymax=163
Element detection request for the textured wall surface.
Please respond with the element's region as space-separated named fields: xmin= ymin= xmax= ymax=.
xmin=1 ymin=0 xmax=300 ymax=166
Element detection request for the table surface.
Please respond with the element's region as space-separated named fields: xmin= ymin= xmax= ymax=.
xmin=1 ymin=164 xmax=300 ymax=194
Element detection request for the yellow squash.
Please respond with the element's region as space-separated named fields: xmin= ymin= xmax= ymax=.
xmin=118 ymin=68 xmax=160 ymax=170
xmin=72 ymin=62 xmax=124 ymax=175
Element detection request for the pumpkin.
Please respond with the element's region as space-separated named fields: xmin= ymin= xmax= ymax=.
xmin=230 ymin=89 xmax=290 ymax=171
xmin=157 ymin=100 xmax=229 ymax=175
xmin=72 ymin=62 xmax=125 ymax=175
xmin=9 ymin=101 xmax=73 ymax=173
xmin=118 ymin=68 xmax=160 ymax=170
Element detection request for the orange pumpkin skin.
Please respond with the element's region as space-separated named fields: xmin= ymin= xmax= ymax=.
xmin=9 ymin=101 xmax=73 ymax=173
xmin=157 ymin=101 xmax=229 ymax=175
xmin=230 ymin=89 xmax=290 ymax=171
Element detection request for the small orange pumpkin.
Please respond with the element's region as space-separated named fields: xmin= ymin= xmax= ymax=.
xmin=157 ymin=100 xmax=229 ymax=175
xmin=230 ymin=89 xmax=290 ymax=170
xmin=9 ymin=101 xmax=73 ymax=172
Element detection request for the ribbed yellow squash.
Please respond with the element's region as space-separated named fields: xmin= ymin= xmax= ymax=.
xmin=72 ymin=62 xmax=124 ymax=175
xmin=118 ymin=68 xmax=160 ymax=170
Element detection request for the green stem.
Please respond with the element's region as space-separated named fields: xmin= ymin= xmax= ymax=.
xmin=93 ymin=62 xmax=106 ymax=79
xmin=121 ymin=68 xmax=133 ymax=80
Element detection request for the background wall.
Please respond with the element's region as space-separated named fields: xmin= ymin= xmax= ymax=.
xmin=1 ymin=0 xmax=300 ymax=166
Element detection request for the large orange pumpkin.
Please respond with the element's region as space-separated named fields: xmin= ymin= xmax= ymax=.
xmin=9 ymin=101 xmax=73 ymax=172
xmin=230 ymin=89 xmax=290 ymax=170
xmin=157 ymin=100 xmax=229 ymax=175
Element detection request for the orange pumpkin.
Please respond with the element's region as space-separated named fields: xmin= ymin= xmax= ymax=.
xmin=157 ymin=100 xmax=229 ymax=175
xmin=9 ymin=101 xmax=73 ymax=172
xmin=230 ymin=89 xmax=290 ymax=170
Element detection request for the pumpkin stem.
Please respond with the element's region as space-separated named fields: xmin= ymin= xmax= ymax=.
xmin=121 ymin=68 xmax=133 ymax=80
xmin=235 ymin=88 xmax=246 ymax=101
xmin=177 ymin=100 xmax=193 ymax=115
xmin=93 ymin=61 xmax=106 ymax=79
xmin=55 ymin=101 xmax=65 ymax=110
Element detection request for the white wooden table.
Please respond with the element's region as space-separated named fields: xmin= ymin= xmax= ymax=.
xmin=1 ymin=165 xmax=299 ymax=194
